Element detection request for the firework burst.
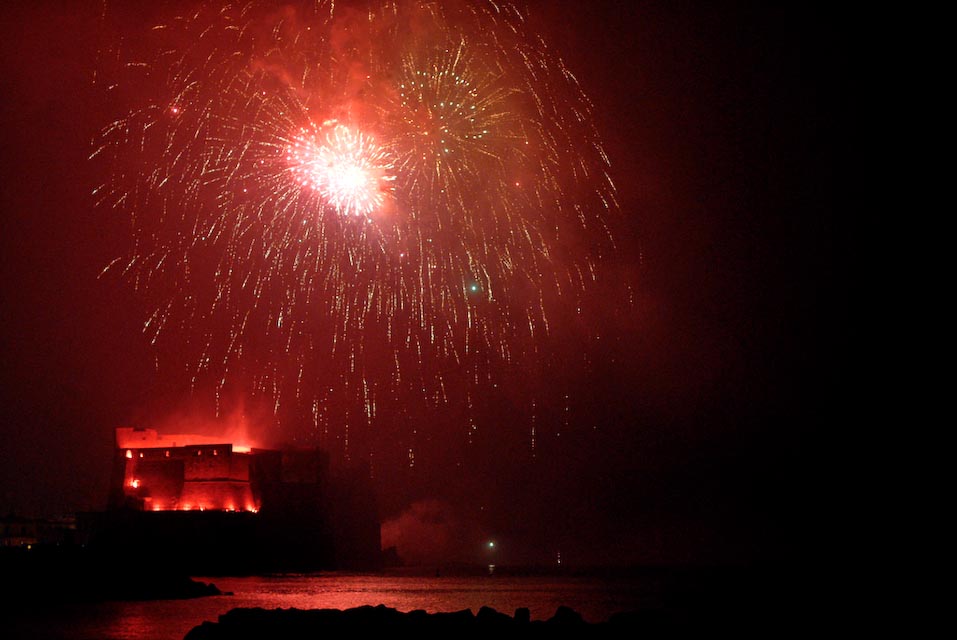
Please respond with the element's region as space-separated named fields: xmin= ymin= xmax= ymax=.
xmin=94 ymin=0 xmax=621 ymax=466
xmin=288 ymin=123 xmax=395 ymax=220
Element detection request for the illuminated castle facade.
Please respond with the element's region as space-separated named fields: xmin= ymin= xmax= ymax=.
xmin=111 ymin=428 xmax=260 ymax=513
xmin=82 ymin=427 xmax=381 ymax=572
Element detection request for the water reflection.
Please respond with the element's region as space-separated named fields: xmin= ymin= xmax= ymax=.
xmin=11 ymin=573 xmax=651 ymax=640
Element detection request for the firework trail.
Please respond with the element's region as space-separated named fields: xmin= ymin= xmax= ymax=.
xmin=94 ymin=0 xmax=620 ymax=466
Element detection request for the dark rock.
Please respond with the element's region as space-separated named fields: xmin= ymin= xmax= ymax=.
xmin=431 ymin=608 xmax=476 ymax=627
xmin=183 ymin=620 xmax=217 ymax=640
xmin=344 ymin=603 xmax=406 ymax=626
xmin=476 ymin=605 xmax=513 ymax=625
xmin=183 ymin=604 xmax=617 ymax=637
xmin=609 ymin=608 xmax=704 ymax=633
xmin=547 ymin=605 xmax=585 ymax=625
xmin=406 ymin=609 xmax=429 ymax=622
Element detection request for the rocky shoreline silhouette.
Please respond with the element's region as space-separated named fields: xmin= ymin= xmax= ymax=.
xmin=184 ymin=604 xmax=679 ymax=637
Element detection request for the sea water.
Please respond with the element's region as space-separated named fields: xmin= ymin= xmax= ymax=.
xmin=9 ymin=571 xmax=664 ymax=640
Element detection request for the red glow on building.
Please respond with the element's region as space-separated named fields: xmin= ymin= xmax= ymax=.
xmin=115 ymin=428 xmax=257 ymax=453
xmin=114 ymin=427 xmax=261 ymax=513
xmin=94 ymin=426 xmax=382 ymax=572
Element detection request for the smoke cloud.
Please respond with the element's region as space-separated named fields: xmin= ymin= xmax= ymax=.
xmin=380 ymin=499 xmax=479 ymax=566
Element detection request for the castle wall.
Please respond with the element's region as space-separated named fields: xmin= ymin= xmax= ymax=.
xmin=116 ymin=441 xmax=257 ymax=512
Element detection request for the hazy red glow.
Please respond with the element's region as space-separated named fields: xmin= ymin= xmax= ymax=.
xmin=0 ymin=0 xmax=838 ymax=570
xmin=96 ymin=0 xmax=623 ymax=466
xmin=115 ymin=427 xmax=256 ymax=454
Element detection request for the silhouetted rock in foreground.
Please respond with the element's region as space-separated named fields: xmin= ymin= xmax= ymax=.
xmin=184 ymin=604 xmax=649 ymax=639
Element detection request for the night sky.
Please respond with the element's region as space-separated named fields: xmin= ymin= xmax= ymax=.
xmin=0 ymin=1 xmax=842 ymax=568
